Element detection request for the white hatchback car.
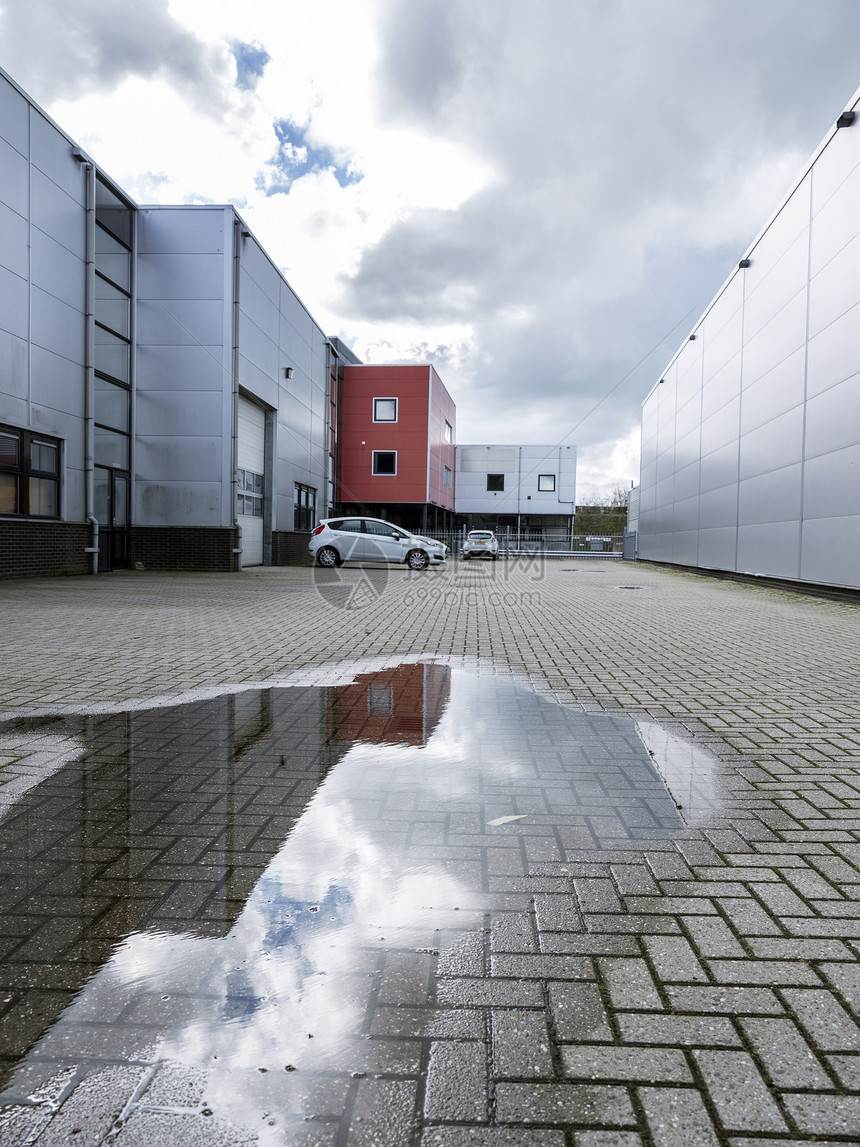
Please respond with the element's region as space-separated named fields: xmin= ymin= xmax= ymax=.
xmin=462 ymin=530 xmax=499 ymax=560
xmin=309 ymin=517 xmax=447 ymax=570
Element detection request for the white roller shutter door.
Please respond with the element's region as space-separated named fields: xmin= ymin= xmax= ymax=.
xmin=237 ymin=398 xmax=265 ymax=566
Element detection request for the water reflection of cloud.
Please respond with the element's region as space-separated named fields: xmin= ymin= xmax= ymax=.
xmin=636 ymin=720 xmax=719 ymax=823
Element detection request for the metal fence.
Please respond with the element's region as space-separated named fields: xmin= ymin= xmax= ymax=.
xmin=418 ymin=529 xmax=625 ymax=557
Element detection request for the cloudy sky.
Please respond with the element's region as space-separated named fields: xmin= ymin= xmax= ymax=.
xmin=3 ymin=0 xmax=860 ymax=497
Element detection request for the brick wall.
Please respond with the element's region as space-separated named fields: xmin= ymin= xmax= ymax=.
xmin=130 ymin=527 xmax=239 ymax=571
xmin=0 ymin=521 xmax=92 ymax=579
xmin=273 ymin=530 xmax=314 ymax=566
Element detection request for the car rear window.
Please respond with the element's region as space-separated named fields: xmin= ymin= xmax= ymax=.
xmin=470 ymin=532 xmax=493 ymax=538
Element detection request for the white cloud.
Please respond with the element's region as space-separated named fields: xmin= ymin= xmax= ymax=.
xmin=2 ymin=0 xmax=860 ymax=497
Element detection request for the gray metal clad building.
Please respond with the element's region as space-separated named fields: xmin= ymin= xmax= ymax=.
xmin=638 ymin=88 xmax=860 ymax=592
xmin=0 ymin=67 xmax=342 ymax=577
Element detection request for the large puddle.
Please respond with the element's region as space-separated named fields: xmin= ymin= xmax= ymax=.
xmin=0 ymin=665 xmax=718 ymax=1142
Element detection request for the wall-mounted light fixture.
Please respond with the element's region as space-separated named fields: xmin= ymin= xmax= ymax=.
xmin=739 ymin=258 xmax=751 ymax=268
xmin=837 ymin=111 xmax=856 ymax=129
xmin=688 ymin=334 xmax=697 ymax=341
xmin=241 ymin=228 xmax=251 ymax=238
xmin=284 ymin=367 xmax=293 ymax=379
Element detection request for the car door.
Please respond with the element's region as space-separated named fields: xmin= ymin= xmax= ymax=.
xmin=362 ymin=519 xmax=409 ymax=563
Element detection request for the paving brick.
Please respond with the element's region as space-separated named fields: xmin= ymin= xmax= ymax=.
xmin=561 ymin=1045 xmax=691 ymax=1083
xmin=491 ymin=913 xmax=537 ymax=954
xmin=692 ymin=1050 xmax=787 ymax=1132
xmin=490 ymin=954 xmax=594 ymax=980
xmin=493 ymin=1009 xmax=554 ymax=1078
xmin=549 ymin=982 xmax=613 ymax=1043
xmin=780 ymin=988 xmax=860 ymax=1051
xmin=436 ymin=979 xmax=544 ymax=1009
xmin=683 ymin=916 xmax=746 ymax=958
xmin=574 ymin=880 xmax=623 ymax=914
xmin=782 ymin=1093 xmax=860 ymax=1137
xmin=666 ymin=986 xmax=782 ymax=1015
xmin=715 ymin=898 xmax=783 ymax=936
xmin=638 ymin=1086 xmax=721 ymax=1147
xmin=494 ymin=1083 xmax=635 ymax=1127
xmin=617 ymin=1013 xmax=742 ymax=1047
xmin=739 ymin=1017 xmax=832 ymax=1089
xmin=424 ymin=1041 xmax=488 ymax=1121
xmin=706 ymin=960 xmax=821 ymax=986
xmin=643 ymin=936 xmax=708 ymax=983
xmin=599 ymin=959 xmax=662 ymax=1011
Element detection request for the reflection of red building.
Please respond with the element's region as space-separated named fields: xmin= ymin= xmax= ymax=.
xmin=337 ymin=364 xmax=456 ymax=531
xmin=327 ymin=664 xmax=451 ymax=747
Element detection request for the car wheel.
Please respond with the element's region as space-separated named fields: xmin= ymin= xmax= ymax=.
xmin=317 ymin=546 xmax=339 ymax=568
xmin=406 ymin=549 xmax=429 ymax=571
xmin=492 ymin=554 xmax=498 ymax=561
xmin=462 ymin=554 xmax=470 ymax=560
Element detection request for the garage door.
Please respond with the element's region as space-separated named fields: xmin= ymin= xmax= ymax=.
xmin=237 ymin=398 xmax=265 ymax=566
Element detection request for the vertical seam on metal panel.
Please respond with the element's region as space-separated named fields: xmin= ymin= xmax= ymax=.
xmin=799 ymin=170 xmax=814 ymax=581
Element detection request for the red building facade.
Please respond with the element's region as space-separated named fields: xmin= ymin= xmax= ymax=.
xmin=337 ymin=364 xmax=456 ymax=530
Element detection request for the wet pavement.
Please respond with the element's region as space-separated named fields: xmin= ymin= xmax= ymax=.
xmin=2 ymin=561 xmax=860 ymax=1145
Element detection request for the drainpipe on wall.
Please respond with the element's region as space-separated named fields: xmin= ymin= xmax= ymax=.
xmin=231 ymin=216 xmax=242 ymax=571
xmin=82 ymin=161 xmax=98 ymax=574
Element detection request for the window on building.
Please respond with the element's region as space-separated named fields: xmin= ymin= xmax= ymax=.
xmin=444 ymin=420 xmax=453 ymax=444
xmin=444 ymin=465 xmax=452 ymax=488
xmin=0 ymin=425 xmax=60 ymax=518
xmin=538 ymin=474 xmax=556 ymax=492
xmin=237 ymin=469 xmax=264 ymax=518
xmin=487 ymin=473 xmax=504 ymax=492
xmin=293 ymin=483 xmax=317 ymax=530
xmin=372 ymin=451 xmax=397 ymax=475
xmin=373 ymin=398 xmax=397 ymax=422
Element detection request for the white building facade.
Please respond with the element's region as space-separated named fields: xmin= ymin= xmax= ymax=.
xmin=455 ymin=445 xmax=577 ymax=535
xmin=0 ymin=67 xmax=341 ymax=577
xmin=639 ymin=89 xmax=860 ymax=591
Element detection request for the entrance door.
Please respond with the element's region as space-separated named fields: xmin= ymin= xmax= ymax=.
xmin=237 ymin=398 xmax=265 ymax=566
xmin=94 ymin=466 xmax=129 ymax=571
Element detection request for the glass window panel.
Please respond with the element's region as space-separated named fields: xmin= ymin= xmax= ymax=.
xmin=0 ymin=472 xmax=17 ymax=513
xmin=538 ymin=474 xmax=556 ymax=491
xmin=374 ymin=398 xmax=397 ymax=421
xmin=94 ymin=427 xmax=129 ymax=469
xmin=113 ymin=475 xmax=128 ymax=526
xmin=254 ymin=501 xmax=263 ymax=518
xmin=293 ymin=486 xmax=299 ymax=504
xmin=29 ymin=477 xmax=57 ymax=516
xmin=372 ymin=451 xmax=396 ymax=475
xmin=244 ymin=472 xmax=256 ymax=491
xmin=95 ymin=180 xmax=133 ymax=246
xmin=95 ymin=228 xmax=131 ymax=291
xmin=31 ymin=441 xmax=58 ymax=473
xmin=95 ymin=276 xmax=130 ymax=338
xmin=95 ymin=326 xmax=130 ymax=383
xmin=487 ymin=473 xmax=504 ymax=491
xmin=0 ymin=432 xmax=18 ymax=466
xmin=254 ymin=473 xmax=263 ymax=493
xmin=95 ymin=225 xmax=127 ymax=256
xmin=94 ymin=378 xmax=129 ymax=432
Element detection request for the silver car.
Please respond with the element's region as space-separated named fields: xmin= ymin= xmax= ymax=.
xmin=462 ymin=530 xmax=499 ymax=560
xmin=309 ymin=517 xmax=447 ymax=570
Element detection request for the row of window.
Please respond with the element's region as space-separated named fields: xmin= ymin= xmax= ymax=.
xmin=366 ymin=454 xmax=555 ymax=493
xmin=0 ymin=426 xmax=60 ymax=517
xmin=487 ymin=473 xmax=556 ymax=492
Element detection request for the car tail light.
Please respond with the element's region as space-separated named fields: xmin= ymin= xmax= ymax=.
xmin=311 ymin=524 xmax=325 ymax=536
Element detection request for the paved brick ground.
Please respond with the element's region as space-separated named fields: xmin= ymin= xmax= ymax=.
xmin=1 ymin=558 xmax=860 ymax=1145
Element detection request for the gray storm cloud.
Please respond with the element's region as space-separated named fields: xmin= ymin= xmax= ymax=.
xmin=341 ymin=0 xmax=860 ymax=451
xmin=0 ymin=0 xmax=231 ymax=112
